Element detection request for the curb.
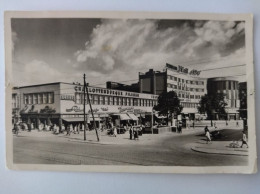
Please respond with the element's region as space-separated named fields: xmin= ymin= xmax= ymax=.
xmin=191 ymin=146 xmax=248 ymax=156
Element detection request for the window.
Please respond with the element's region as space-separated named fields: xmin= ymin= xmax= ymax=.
xmin=38 ymin=93 xmax=43 ymax=104
xmin=104 ymin=96 xmax=108 ymax=105
xmin=48 ymin=93 xmax=54 ymax=104
xmin=89 ymin=94 xmax=93 ymax=104
xmin=190 ymin=95 xmax=194 ymax=99
xmin=123 ymin=97 xmax=127 ymax=106
xmin=126 ymin=98 xmax=130 ymax=106
xmin=99 ymin=95 xmax=104 ymax=105
xmin=118 ymin=97 xmax=123 ymax=105
xmin=33 ymin=94 xmax=38 ymax=104
xmin=43 ymin=93 xmax=47 ymax=104
xmin=75 ymin=93 xmax=81 ymax=104
xmin=24 ymin=94 xmax=28 ymax=105
xmin=129 ymin=98 xmax=133 ymax=106
xmin=109 ymin=96 xmax=113 ymax=105
xmin=94 ymin=95 xmax=98 ymax=105
xmin=114 ymin=97 xmax=118 ymax=105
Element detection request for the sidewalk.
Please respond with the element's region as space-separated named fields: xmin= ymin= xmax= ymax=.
xmin=189 ymin=141 xmax=249 ymax=156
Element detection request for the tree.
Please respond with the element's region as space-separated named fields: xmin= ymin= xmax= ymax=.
xmin=197 ymin=93 xmax=227 ymax=126
xmin=154 ymin=91 xmax=183 ymax=126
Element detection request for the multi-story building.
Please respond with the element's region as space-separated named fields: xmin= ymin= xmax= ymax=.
xmin=12 ymin=82 xmax=158 ymax=129
xmin=207 ymin=77 xmax=240 ymax=120
xmin=138 ymin=63 xmax=207 ymax=118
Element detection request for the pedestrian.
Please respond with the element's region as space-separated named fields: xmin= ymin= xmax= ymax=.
xmin=113 ymin=126 xmax=117 ymax=137
xmin=236 ymin=121 xmax=239 ymax=127
xmin=204 ymin=125 xmax=209 ymax=135
xmin=134 ymin=127 xmax=139 ymax=140
xmin=205 ymin=129 xmax=211 ymax=144
xmin=66 ymin=124 xmax=71 ymax=136
xmin=240 ymin=131 xmax=249 ymax=148
xmin=192 ymin=120 xmax=195 ymax=128
xmin=178 ymin=122 xmax=182 ymax=133
xmin=129 ymin=124 xmax=133 ymax=140
xmin=214 ymin=122 xmax=217 ymax=130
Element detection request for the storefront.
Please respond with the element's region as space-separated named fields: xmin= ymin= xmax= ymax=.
xmin=12 ymin=82 xmax=158 ymax=130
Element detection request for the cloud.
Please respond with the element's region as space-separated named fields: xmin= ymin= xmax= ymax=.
xmin=73 ymin=19 xmax=245 ymax=85
xmin=13 ymin=60 xmax=80 ymax=86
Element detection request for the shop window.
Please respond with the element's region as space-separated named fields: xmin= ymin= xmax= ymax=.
xmin=109 ymin=96 xmax=113 ymax=105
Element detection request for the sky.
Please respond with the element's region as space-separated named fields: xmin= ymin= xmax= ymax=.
xmin=11 ymin=18 xmax=246 ymax=87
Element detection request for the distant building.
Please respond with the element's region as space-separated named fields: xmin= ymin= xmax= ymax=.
xmin=207 ymin=77 xmax=240 ymax=120
xmin=139 ymin=69 xmax=167 ymax=95
xmin=106 ymin=81 xmax=139 ymax=93
xmin=138 ymin=64 xmax=207 ymax=118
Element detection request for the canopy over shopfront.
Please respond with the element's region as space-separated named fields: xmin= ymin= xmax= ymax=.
xmin=127 ymin=113 xmax=139 ymax=121
xmin=63 ymin=116 xmax=101 ymax=122
xmin=113 ymin=113 xmax=131 ymax=120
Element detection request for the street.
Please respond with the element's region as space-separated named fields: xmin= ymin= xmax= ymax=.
xmin=13 ymin=129 xmax=248 ymax=166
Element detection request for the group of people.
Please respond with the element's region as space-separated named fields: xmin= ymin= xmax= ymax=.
xmin=204 ymin=125 xmax=249 ymax=148
xmin=129 ymin=124 xmax=143 ymax=140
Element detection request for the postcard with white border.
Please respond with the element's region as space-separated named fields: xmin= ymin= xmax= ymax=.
xmin=5 ymin=11 xmax=256 ymax=174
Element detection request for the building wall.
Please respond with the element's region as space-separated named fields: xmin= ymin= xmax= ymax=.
xmin=12 ymin=83 xmax=61 ymax=114
xmin=166 ymin=67 xmax=207 ymax=114
xmin=60 ymin=83 xmax=158 ymax=116
xmin=207 ymin=77 xmax=240 ymax=120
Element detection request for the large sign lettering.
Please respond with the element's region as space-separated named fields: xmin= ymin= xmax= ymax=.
xmin=166 ymin=64 xmax=201 ymax=76
xmin=66 ymin=106 xmax=83 ymax=112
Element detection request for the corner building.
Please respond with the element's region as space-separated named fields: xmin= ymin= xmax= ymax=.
xmin=12 ymin=82 xmax=158 ymax=129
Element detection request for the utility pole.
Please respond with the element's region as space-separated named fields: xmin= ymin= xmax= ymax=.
xmin=83 ymin=74 xmax=86 ymax=141
xmin=85 ymin=76 xmax=100 ymax=142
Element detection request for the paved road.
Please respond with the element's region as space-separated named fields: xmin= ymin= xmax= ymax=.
xmin=13 ymin=131 xmax=248 ymax=166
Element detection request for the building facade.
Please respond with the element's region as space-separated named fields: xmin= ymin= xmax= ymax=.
xmin=138 ymin=63 xmax=207 ymax=118
xmin=12 ymin=82 xmax=158 ymax=129
xmin=207 ymin=77 xmax=240 ymax=120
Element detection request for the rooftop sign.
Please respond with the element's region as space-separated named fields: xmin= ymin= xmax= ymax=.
xmin=166 ymin=63 xmax=201 ymax=76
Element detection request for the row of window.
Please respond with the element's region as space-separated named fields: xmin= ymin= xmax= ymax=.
xmin=167 ymin=76 xmax=204 ymax=85
xmin=24 ymin=92 xmax=54 ymax=105
xmin=180 ymin=102 xmax=200 ymax=108
xmin=178 ymin=93 xmax=201 ymax=99
xmin=167 ymin=83 xmax=204 ymax=92
xmin=75 ymin=93 xmax=157 ymax=107
xmin=12 ymin=94 xmax=19 ymax=108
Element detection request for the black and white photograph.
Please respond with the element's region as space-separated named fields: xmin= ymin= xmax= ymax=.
xmin=5 ymin=11 xmax=256 ymax=173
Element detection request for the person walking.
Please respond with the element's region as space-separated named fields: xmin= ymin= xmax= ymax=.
xmin=241 ymin=131 xmax=249 ymax=148
xmin=113 ymin=126 xmax=117 ymax=137
xmin=178 ymin=121 xmax=182 ymax=133
xmin=129 ymin=124 xmax=133 ymax=140
xmin=205 ymin=128 xmax=211 ymax=144
xmin=204 ymin=125 xmax=209 ymax=135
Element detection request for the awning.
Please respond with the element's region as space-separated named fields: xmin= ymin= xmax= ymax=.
xmin=63 ymin=117 xmax=101 ymax=122
xmin=112 ymin=113 xmax=131 ymax=120
xmin=127 ymin=113 xmax=139 ymax=121
xmin=63 ymin=118 xmax=84 ymax=122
